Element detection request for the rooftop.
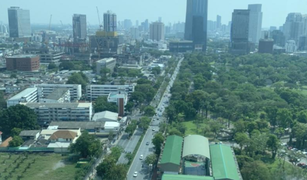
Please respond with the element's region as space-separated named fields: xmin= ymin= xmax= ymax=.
xmin=92 ymin=111 xmax=118 ymax=121
xmin=49 ymin=121 xmax=105 ymax=130
xmin=160 ymin=135 xmax=183 ymax=165
xmin=7 ymin=54 xmax=38 ymax=59
xmin=19 ymin=130 xmax=40 ymax=137
xmin=45 ymin=88 xmax=69 ymax=100
xmin=50 ymin=130 xmax=77 ymax=140
xmin=97 ymin=58 xmax=116 ymax=63
xmin=162 ymin=174 xmax=214 ymax=180
xmin=210 ymin=144 xmax=242 ymax=180
xmin=183 ymin=135 xmax=210 ymax=159
xmin=26 ymin=102 xmax=92 ymax=108
xmin=8 ymin=87 xmax=37 ymax=100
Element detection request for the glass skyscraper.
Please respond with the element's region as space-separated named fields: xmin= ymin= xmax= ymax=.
xmin=184 ymin=0 xmax=208 ymax=51
xmin=103 ymin=11 xmax=117 ymax=32
xmin=8 ymin=7 xmax=31 ymax=38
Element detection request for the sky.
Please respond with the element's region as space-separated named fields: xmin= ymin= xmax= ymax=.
xmin=0 ymin=0 xmax=307 ymax=28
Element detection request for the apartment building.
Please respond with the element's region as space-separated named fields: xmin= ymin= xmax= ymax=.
xmin=24 ymin=102 xmax=93 ymax=124
xmin=7 ymin=87 xmax=38 ymax=107
xmin=34 ymin=84 xmax=82 ymax=101
xmin=86 ymin=84 xmax=135 ymax=101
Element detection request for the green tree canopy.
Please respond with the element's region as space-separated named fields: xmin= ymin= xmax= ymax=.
xmin=70 ymin=131 xmax=102 ymax=158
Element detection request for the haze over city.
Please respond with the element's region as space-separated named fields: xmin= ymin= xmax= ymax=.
xmin=0 ymin=0 xmax=307 ymax=27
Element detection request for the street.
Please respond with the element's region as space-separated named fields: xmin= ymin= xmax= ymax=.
xmin=126 ymin=57 xmax=183 ymax=180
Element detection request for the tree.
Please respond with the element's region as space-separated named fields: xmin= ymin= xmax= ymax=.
xmin=0 ymin=91 xmax=6 ymax=109
xmin=234 ymin=132 xmax=250 ymax=151
xmin=48 ymin=63 xmax=57 ymax=70
xmin=94 ymin=96 xmax=118 ymax=112
xmin=108 ymin=164 xmax=127 ymax=180
xmin=276 ymin=108 xmax=292 ymax=128
xmin=145 ymin=153 xmax=157 ymax=165
xmin=9 ymin=136 xmax=23 ymax=147
xmin=70 ymin=131 xmax=102 ymax=158
xmin=241 ymin=161 xmax=271 ymax=180
xmin=144 ymin=106 xmax=155 ymax=116
xmin=125 ymin=152 xmax=133 ymax=164
xmin=0 ymin=105 xmax=38 ymax=139
xmin=152 ymin=132 xmax=164 ymax=155
xmin=96 ymin=156 xmax=116 ymax=178
xmin=139 ymin=117 xmax=151 ymax=130
xmin=125 ymin=120 xmax=137 ymax=137
xmin=66 ymin=72 xmax=89 ymax=91
xmin=108 ymin=131 xmax=114 ymax=142
xmin=151 ymin=67 xmax=161 ymax=76
xmin=11 ymin=128 xmax=22 ymax=136
xmin=267 ymin=134 xmax=279 ymax=159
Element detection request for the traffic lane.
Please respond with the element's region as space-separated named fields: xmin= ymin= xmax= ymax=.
xmin=127 ymin=128 xmax=153 ymax=179
xmin=134 ymin=128 xmax=158 ymax=180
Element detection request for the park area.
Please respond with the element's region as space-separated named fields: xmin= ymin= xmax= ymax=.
xmin=0 ymin=152 xmax=78 ymax=180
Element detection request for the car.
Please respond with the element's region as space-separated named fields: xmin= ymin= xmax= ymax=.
xmin=298 ymin=163 xmax=306 ymax=167
xmin=281 ymin=142 xmax=287 ymax=146
xmin=140 ymin=155 xmax=143 ymax=160
xmin=152 ymin=128 xmax=155 ymax=131
xmin=133 ymin=171 xmax=138 ymax=177
xmin=146 ymin=142 xmax=150 ymax=145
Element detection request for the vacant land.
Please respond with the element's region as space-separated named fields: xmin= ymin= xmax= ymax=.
xmin=0 ymin=153 xmax=77 ymax=180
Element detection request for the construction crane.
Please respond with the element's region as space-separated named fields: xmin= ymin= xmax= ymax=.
xmin=49 ymin=14 xmax=52 ymax=31
xmin=96 ymin=7 xmax=102 ymax=30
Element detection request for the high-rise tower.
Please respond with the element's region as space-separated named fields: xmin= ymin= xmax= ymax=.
xmin=231 ymin=10 xmax=250 ymax=54
xmin=8 ymin=7 xmax=31 ymax=38
xmin=103 ymin=11 xmax=117 ymax=32
xmin=248 ymin=4 xmax=262 ymax=44
xmin=184 ymin=0 xmax=208 ymax=51
xmin=73 ymin=14 xmax=87 ymax=42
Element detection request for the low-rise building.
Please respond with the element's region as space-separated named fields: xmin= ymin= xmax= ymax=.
xmin=35 ymin=84 xmax=82 ymax=101
xmin=92 ymin=111 xmax=119 ymax=122
xmin=7 ymin=87 xmax=38 ymax=107
xmin=24 ymin=102 xmax=93 ymax=124
xmin=6 ymin=54 xmax=40 ymax=71
xmin=39 ymin=52 xmax=64 ymax=63
xmin=86 ymin=84 xmax=135 ymax=100
xmin=19 ymin=130 xmax=40 ymax=141
xmin=96 ymin=58 xmax=116 ymax=75
xmin=47 ymin=129 xmax=81 ymax=153
xmin=39 ymin=88 xmax=70 ymax=103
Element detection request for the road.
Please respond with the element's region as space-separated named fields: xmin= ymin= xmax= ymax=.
xmin=127 ymin=57 xmax=183 ymax=180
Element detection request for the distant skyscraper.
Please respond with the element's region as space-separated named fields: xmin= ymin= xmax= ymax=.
xmin=283 ymin=13 xmax=304 ymax=44
xmin=248 ymin=4 xmax=262 ymax=44
xmin=123 ymin=19 xmax=133 ymax=30
xmin=8 ymin=7 xmax=31 ymax=38
xmin=184 ymin=0 xmax=208 ymax=51
xmin=216 ymin=15 xmax=221 ymax=29
xmin=73 ymin=14 xmax=87 ymax=42
xmin=231 ymin=9 xmax=250 ymax=54
xmin=103 ymin=11 xmax=117 ymax=32
xmin=150 ymin=22 xmax=165 ymax=41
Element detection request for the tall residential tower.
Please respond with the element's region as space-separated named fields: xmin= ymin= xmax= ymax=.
xmin=103 ymin=11 xmax=117 ymax=32
xmin=8 ymin=7 xmax=31 ymax=38
xmin=73 ymin=14 xmax=87 ymax=42
xmin=150 ymin=22 xmax=165 ymax=41
xmin=184 ymin=0 xmax=208 ymax=51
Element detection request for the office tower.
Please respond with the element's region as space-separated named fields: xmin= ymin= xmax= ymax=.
xmin=8 ymin=7 xmax=31 ymax=38
xmin=271 ymin=30 xmax=286 ymax=47
xmin=150 ymin=22 xmax=165 ymax=41
xmin=216 ymin=15 xmax=221 ymax=29
xmin=130 ymin=27 xmax=140 ymax=40
xmin=185 ymin=0 xmax=208 ymax=51
xmin=259 ymin=39 xmax=274 ymax=54
xmin=248 ymin=4 xmax=262 ymax=44
xmin=123 ymin=19 xmax=133 ymax=30
xmin=283 ymin=13 xmax=304 ymax=44
xmin=230 ymin=10 xmax=250 ymax=54
xmin=73 ymin=14 xmax=87 ymax=42
xmin=103 ymin=11 xmax=117 ymax=32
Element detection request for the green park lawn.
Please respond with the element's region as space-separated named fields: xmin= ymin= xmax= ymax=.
xmin=182 ymin=121 xmax=207 ymax=136
xmin=0 ymin=153 xmax=77 ymax=180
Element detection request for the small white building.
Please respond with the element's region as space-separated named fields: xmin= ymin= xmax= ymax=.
xmin=92 ymin=111 xmax=118 ymax=122
xmin=104 ymin=121 xmax=120 ymax=131
xmin=47 ymin=129 xmax=81 ymax=153
xmin=96 ymin=58 xmax=116 ymax=75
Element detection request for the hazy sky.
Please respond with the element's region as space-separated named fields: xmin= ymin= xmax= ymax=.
xmin=1 ymin=0 xmax=306 ymax=28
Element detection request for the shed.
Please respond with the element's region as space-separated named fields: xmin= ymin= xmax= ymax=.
xmin=19 ymin=130 xmax=40 ymax=140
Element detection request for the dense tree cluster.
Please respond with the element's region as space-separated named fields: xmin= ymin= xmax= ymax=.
xmin=67 ymin=72 xmax=89 ymax=91
xmin=70 ymin=131 xmax=102 ymax=158
xmin=94 ymin=96 xmax=118 ymax=113
xmin=0 ymin=105 xmax=38 ymax=139
xmin=164 ymin=53 xmax=307 ymax=179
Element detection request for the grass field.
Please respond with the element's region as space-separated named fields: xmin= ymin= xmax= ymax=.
xmin=182 ymin=121 xmax=207 ymax=136
xmin=0 ymin=153 xmax=77 ymax=180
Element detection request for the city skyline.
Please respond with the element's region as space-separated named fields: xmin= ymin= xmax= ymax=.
xmin=0 ymin=0 xmax=306 ymax=28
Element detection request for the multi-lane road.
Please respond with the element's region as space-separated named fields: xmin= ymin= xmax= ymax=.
xmin=126 ymin=57 xmax=183 ymax=180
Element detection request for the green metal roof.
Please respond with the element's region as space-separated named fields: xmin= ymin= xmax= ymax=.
xmin=183 ymin=135 xmax=210 ymax=158
xmin=160 ymin=135 xmax=183 ymax=165
xmin=210 ymin=144 xmax=241 ymax=180
xmin=162 ymin=174 xmax=214 ymax=180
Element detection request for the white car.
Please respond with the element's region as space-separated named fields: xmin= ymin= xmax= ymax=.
xmin=133 ymin=171 xmax=138 ymax=177
xmin=140 ymin=155 xmax=143 ymax=160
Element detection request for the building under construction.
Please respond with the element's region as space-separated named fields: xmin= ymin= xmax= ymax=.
xmin=89 ymin=30 xmax=119 ymax=54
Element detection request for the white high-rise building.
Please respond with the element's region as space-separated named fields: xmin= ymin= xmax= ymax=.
xmin=8 ymin=7 xmax=31 ymax=38
xmin=248 ymin=4 xmax=262 ymax=44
